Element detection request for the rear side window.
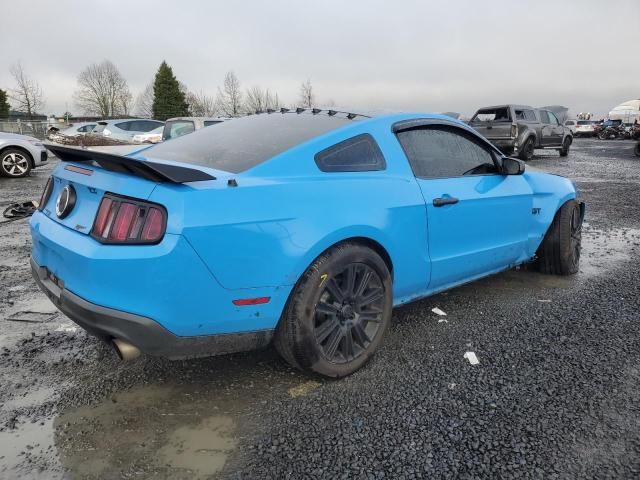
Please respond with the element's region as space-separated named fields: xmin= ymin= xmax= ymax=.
xmin=314 ymin=134 xmax=385 ymax=172
xmin=524 ymin=110 xmax=537 ymax=121
xmin=115 ymin=121 xmax=133 ymax=131
xmin=397 ymin=127 xmax=496 ymax=178
xmin=203 ymin=120 xmax=222 ymax=127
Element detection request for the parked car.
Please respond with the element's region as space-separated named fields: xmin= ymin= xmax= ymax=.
xmin=132 ymin=126 xmax=164 ymax=144
xmin=162 ymin=116 xmax=228 ymax=141
xmin=575 ymin=120 xmax=597 ymax=137
xmin=564 ymin=119 xmax=577 ymax=134
xmin=593 ymin=119 xmax=622 ymax=136
xmin=0 ymin=132 xmax=48 ymax=178
xmin=56 ymin=122 xmax=97 ymax=136
xmin=35 ymin=111 xmax=584 ymax=378
xmin=468 ymin=105 xmax=573 ymax=160
xmin=93 ymin=119 xmax=165 ymax=142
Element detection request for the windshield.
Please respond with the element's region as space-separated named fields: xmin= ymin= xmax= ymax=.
xmin=148 ymin=112 xmax=355 ymax=173
xmin=470 ymin=107 xmax=511 ymax=123
xmin=162 ymin=120 xmax=196 ymax=141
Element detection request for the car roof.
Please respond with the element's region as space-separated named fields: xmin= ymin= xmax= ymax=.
xmin=476 ymin=104 xmax=535 ymax=111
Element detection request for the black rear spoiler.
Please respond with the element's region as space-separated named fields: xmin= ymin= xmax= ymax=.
xmin=45 ymin=144 xmax=216 ymax=183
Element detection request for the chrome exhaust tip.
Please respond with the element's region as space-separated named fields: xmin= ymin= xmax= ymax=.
xmin=112 ymin=338 xmax=141 ymax=361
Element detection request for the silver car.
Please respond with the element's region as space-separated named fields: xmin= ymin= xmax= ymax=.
xmin=56 ymin=122 xmax=97 ymax=136
xmin=0 ymin=132 xmax=48 ymax=178
xmin=93 ymin=119 xmax=165 ymax=141
xmin=162 ymin=117 xmax=228 ymax=141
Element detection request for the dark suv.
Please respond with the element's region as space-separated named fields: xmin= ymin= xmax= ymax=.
xmin=468 ymin=105 xmax=573 ymax=160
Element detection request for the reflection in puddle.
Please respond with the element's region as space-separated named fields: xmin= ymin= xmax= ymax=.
xmin=54 ymin=384 xmax=238 ymax=479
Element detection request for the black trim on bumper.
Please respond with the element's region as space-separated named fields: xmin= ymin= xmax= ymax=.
xmin=40 ymin=151 xmax=48 ymax=163
xmin=30 ymin=257 xmax=274 ymax=360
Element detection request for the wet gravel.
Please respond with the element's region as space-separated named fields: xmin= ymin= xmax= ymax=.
xmin=0 ymin=139 xmax=639 ymax=479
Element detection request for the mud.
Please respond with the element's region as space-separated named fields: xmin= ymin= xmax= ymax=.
xmin=1 ymin=138 xmax=639 ymax=479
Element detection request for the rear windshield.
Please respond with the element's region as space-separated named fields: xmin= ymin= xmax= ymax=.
xmin=148 ymin=112 xmax=355 ymax=173
xmin=470 ymin=107 xmax=511 ymax=123
xmin=577 ymin=121 xmax=593 ymax=125
xmin=163 ymin=120 xmax=195 ymax=141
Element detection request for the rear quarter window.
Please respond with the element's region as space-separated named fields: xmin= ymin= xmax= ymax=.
xmin=314 ymin=134 xmax=386 ymax=172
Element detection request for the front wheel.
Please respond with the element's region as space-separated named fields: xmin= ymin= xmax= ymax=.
xmin=560 ymin=137 xmax=571 ymax=157
xmin=0 ymin=149 xmax=32 ymax=178
xmin=537 ymin=200 xmax=583 ymax=275
xmin=274 ymin=243 xmax=392 ymax=378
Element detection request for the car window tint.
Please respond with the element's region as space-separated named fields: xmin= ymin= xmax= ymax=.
xmin=515 ymin=110 xmax=526 ymax=121
xmin=141 ymin=121 xmax=162 ymax=132
xmin=524 ymin=110 xmax=537 ymax=121
xmin=148 ymin=112 xmax=355 ymax=173
xmin=115 ymin=121 xmax=133 ymax=131
xmin=471 ymin=107 xmax=511 ymax=122
xmin=315 ymin=134 xmax=385 ymax=172
xmin=548 ymin=112 xmax=559 ymax=125
xmin=203 ymin=120 xmax=222 ymax=127
xmin=539 ymin=111 xmax=550 ymax=124
xmin=397 ymin=127 xmax=496 ymax=178
xmin=163 ymin=120 xmax=195 ymax=140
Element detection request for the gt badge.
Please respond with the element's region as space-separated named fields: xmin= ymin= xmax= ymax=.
xmin=56 ymin=185 xmax=77 ymax=219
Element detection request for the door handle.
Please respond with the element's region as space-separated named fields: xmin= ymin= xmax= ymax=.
xmin=433 ymin=197 xmax=459 ymax=207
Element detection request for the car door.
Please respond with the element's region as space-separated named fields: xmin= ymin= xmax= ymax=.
xmin=395 ymin=124 xmax=533 ymax=290
xmin=547 ymin=112 xmax=565 ymax=145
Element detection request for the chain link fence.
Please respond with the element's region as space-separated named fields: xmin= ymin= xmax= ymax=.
xmin=0 ymin=120 xmax=66 ymax=140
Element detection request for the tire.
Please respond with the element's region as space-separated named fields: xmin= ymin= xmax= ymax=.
xmin=274 ymin=242 xmax=392 ymax=378
xmin=0 ymin=149 xmax=32 ymax=178
xmin=635 ymin=142 xmax=640 ymax=157
xmin=560 ymin=137 xmax=571 ymax=157
xmin=537 ymin=200 xmax=582 ymax=275
xmin=518 ymin=137 xmax=535 ymax=161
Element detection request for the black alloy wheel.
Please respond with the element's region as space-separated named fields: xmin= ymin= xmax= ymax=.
xmin=314 ymin=263 xmax=385 ymax=363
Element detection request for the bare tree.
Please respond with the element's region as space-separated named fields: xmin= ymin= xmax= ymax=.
xmin=74 ymin=60 xmax=132 ymax=117
xmin=9 ymin=62 xmax=45 ymax=119
xmin=216 ymin=72 xmax=243 ymax=116
xmin=298 ymin=79 xmax=315 ymax=108
xmin=134 ymin=83 xmax=154 ymax=117
xmin=186 ymin=90 xmax=217 ymax=116
xmin=245 ymin=86 xmax=282 ymax=113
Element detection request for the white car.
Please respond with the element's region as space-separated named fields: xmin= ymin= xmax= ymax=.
xmin=162 ymin=117 xmax=228 ymax=141
xmin=564 ymin=119 xmax=577 ymax=134
xmin=575 ymin=120 xmax=597 ymax=137
xmin=93 ymin=119 xmax=165 ymax=142
xmin=56 ymin=122 xmax=97 ymax=136
xmin=0 ymin=132 xmax=48 ymax=178
xmin=132 ymin=126 xmax=164 ymax=144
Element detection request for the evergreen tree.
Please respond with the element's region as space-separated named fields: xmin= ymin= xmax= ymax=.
xmin=0 ymin=89 xmax=10 ymax=118
xmin=152 ymin=61 xmax=188 ymax=120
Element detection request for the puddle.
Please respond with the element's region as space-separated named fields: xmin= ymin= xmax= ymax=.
xmin=54 ymin=384 xmax=240 ymax=479
xmin=0 ymin=417 xmax=59 ymax=479
xmin=580 ymin=226 xmax=640 ymax=277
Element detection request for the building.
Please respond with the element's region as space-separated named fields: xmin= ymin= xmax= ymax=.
xmin=608 ymin=99 xmax=640 ymax=124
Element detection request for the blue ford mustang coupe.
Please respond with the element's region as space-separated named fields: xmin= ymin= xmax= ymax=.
xmin=32 ymin=110 xmax=584 ymax=377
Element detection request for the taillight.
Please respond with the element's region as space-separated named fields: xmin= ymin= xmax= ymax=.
xmin=91 ymin=194 xmax=166 ymax=244
xmin=38 ymin=177 xmax=53 ymax=211
xmin=510 ymin=124 xmax=518 ymax=138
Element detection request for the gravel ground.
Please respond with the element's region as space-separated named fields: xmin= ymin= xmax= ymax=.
xmin=0 ymin=139 xmax=639 ymax=479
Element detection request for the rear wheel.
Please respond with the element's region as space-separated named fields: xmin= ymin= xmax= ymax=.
xmin=537 ymin=200 xmax=582 ymax=275
xmin=0 ymin=149 xmax=32 ymax=178
xmin=518 ymin=137 xmax=535 ymax=161
xmin=560 ymin=137 xmax=571 ymax=157
xmin=274 ymin=242 xmax=392 ymax=378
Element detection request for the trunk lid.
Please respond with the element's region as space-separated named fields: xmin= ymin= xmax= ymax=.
xmin=42 ymin=162 xmax=159 ymax=235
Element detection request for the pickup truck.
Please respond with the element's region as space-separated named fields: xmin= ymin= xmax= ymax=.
xmin=468 ymin=104 xmax=573 ymax=161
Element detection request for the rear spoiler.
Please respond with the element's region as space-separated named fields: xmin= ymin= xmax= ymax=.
xmin=45 ymin=144 xmax=216 ymax=183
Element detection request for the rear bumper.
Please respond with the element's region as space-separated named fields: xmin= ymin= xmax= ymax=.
xmin=31 ymin=257 xmax=274 ymax=359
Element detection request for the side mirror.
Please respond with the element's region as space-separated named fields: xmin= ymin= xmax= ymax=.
xmin=502 ymin=157 xmax=525 ymax=175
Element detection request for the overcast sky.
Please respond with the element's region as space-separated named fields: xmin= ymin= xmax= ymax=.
xmin=1 ymin=0 xmax=639 ymax=117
